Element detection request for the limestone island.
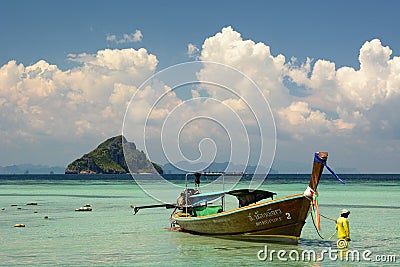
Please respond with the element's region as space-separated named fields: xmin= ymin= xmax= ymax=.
xmin=65 ymin=135 xmax=163 ymax=174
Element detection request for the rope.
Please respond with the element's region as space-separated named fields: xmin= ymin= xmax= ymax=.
xmin=320 ymin=213 xmax=337 ymax=222
xmin=310 ymin=204 xmax=325 ymax=239
xmin=309 ymin=203 xmax=337 ymax=240
xmin=328 ymin=230 xmax=337 ymax=240
xmin=313 ymin=191 xmax=321 ymax=229
xmin=303 ymin=158 xmax=340 ymax=240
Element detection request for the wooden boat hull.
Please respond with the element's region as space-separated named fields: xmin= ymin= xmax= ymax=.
xmin=172 ymin=194 xmax=311 ymax=243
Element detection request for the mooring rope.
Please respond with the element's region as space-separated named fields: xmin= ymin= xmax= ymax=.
xmin=309 ymin=202 xmax=337 ymax=240
xmin=310 ymin=204 xmax=325 ymax=239
xmin=306 ymin=152 xmax=344 ymax=239
xmin=320 ymin=213 xmax=337 ymax=222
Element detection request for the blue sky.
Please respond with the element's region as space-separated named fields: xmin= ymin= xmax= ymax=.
xmin=1 ymin=1 xmax=400 ymax=173
xmin=3 ymin=1 xmax=399 ymax=69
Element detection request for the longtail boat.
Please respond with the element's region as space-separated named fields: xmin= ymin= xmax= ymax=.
xmin=132 ymin=152 xmax=343 ymax=243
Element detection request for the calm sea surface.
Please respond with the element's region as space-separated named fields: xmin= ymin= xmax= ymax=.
xmin=0 ymin=174 xmax=399 ymax=266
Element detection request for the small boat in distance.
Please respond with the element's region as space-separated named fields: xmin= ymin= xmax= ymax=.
xmin=202 ymin=171 xmax=246 ymax=177
xmin=202 ymin=171 xmax=224 ymax=177
xmin=132 ymin=152 xmax=343 ymax=243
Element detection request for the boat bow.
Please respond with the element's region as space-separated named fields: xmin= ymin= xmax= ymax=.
xmin=304 ymin=152 xmax=328 ymax=197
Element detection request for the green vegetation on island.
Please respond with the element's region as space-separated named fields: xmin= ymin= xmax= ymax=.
xmin=65 ymin=135 xmax=163 ymax=174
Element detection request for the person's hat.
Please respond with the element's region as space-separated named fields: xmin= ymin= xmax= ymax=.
xmin=341 ymin=209 xmax=350 ymax=215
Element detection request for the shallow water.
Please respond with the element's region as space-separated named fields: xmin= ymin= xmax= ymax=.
xmin=0 ymin=174 xmax=399 ymax=266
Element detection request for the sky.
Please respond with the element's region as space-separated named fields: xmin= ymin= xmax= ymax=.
xmin=1 ymin=1 xmax=400 ymax=173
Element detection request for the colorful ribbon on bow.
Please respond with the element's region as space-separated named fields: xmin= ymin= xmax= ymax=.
xmin=312 ymin=190 xmax=321 ymax=230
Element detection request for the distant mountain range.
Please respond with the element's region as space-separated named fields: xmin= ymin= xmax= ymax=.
xmin=0 ymin=164 xmax=65 ymax=174
xmin=270 ymin=159 xmax=359 ymax=174
xmin=0 ymin=138 xmax=359 ymax=175
xmin=162 ymin=161 xmax=278 ymax=174
xmin=162 ymin=160 xmax=358 ymax=174
xmin=0 ymin=161 xmax=358 ymax=175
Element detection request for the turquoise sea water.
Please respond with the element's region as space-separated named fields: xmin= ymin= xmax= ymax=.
xmin=0 ymin=174 xmax=399 ymax=266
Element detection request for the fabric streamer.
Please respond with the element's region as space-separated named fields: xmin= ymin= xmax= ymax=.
xmin=308 ymin=153 xmax=345 ymax=237
xmin=314 ymin=153 xmax=346 ymax=184
xmin=313 ymin=191 xmax=321 ymax=230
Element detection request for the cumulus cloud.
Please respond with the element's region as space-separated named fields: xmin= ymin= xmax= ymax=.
xmin=106 ymin=29 xmax=143 ymax=44
xmin=276 ymin=101 xmax=354 ymax=140
xmin=197 ymin=27 xmax=400 ymax=143
xmin=284 ymin=38 xmax=400 ymax=140
xmin=2 ymin=26 xmax=400 ymax=171
xmin=190 ymin=26 xmax=400 ymax=172
xmin=0 ymin=48 xmax=158 ymax=164
xmin=198 ymin=26 xmax=288 ymax=105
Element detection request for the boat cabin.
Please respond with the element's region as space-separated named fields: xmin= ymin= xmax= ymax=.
xmin=178 ymin=189 xmax=276 ymax=217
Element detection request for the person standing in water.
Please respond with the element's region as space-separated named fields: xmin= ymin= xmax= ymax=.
xmin=336 ymin=209 xmax=351 ymax=241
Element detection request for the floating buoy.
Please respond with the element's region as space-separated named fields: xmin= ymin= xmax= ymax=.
xmin=14 ymin=224 xmax=25 ymax=227
xmin=75 ymin=206 xmax=92 ymax=212
xmin=75 ymin=204 xmax=92 ymax=212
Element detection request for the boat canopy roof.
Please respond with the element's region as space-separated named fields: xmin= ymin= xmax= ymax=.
xmin=190 ymin=191 xmax=225 ymax=206
xmin=190 ymin=189 xmax=276 ymax=207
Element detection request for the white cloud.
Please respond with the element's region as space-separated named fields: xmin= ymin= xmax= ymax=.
xmin=192 ymin=27 xmax=400 ymax=173
xmin=2 ymin=26 xmax=400 ymax=172
xmin=285 ymin=38 xmax=400 ymax=140
xmin=106 ymin=34 xmax=117 ymax=42
xmin=336 ymin=39 xmax=399 ymax=109
xmin=187 ymin=43 xmax=200 ymax=59
xmin=106 ymin=29 xmax=143 ymax=44
xmin=0 ymin=48 xmax=158 ymax=164
xmin=276 ymin=101 xmax=353 ymax=140
xmin=133 ymin=30 xmax=143 ymax=42
xmin=198 ymin=26 xmax=288 ymax=106
xmin=67 ymin=53 xmax=96 ymax=63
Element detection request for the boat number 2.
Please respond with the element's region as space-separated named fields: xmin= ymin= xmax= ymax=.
xmin=285 ymin=212 xmax=291 ymax=220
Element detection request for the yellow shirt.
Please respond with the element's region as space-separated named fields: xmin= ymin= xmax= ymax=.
xmin=336 ymin=217 xmax=350 ymax=240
